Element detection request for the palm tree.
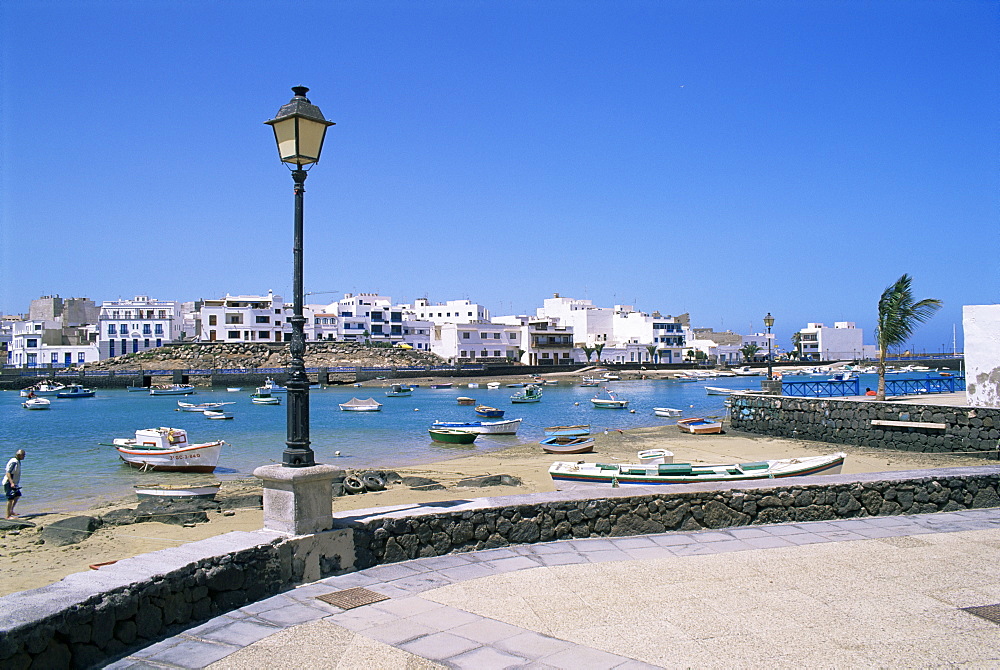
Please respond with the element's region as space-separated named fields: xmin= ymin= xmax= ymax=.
xmin=594 ymin=343 xmax=605 ymax=364
xmin=645 ymin=345 xmax=658 ymax=364
xmin=581 ymin=345 xmax=595 ymax=364
xmin=739 ymin=343 xmax=760 ymax=363
xmin=874 ymin=274 xmax=942 ymax=400
xmin=790 ymin=332 xmax=802 ymax=360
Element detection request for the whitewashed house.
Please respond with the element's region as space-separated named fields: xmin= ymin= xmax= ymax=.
xmin=198 ymin=291 xmax=286 ymax=343
xmin=98 ymin=296 xmax=183 ymax=358
xmin=7 ymin=319 xmax=99 ymax=367
xmin=796 ymin=322 xmax=874 ymax=361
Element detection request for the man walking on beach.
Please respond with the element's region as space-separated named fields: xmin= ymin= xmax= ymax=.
xmin=4 ymin=450 xmax=25 ymax=519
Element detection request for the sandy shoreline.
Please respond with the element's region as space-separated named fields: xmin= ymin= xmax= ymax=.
xmin=0 ymin=410 xmax=990 ymax=598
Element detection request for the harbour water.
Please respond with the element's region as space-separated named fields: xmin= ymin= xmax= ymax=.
xmin=2 ymin=372 xmax=946 ymax=512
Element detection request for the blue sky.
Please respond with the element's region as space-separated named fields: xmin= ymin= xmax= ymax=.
xmin=1 ymin=0 xmax=996 ymax=352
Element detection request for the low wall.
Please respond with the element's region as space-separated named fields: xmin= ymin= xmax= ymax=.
xmin=730 ymin=394 xmax=1000 ymax=455
xmin=4 ymin=465 xmax=1000 ymax=668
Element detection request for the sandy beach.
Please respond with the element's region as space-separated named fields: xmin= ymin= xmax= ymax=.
xmin=0 ymin=414 xmax=989 ymax=598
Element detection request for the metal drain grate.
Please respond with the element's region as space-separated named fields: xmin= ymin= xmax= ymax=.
xmin=877 ymin=536 xmax=931 ymax=549
xmin=316 ymin=587 xmax=390 ymax=610
xmin=961 ymin=604 xmax=1000 ymax=625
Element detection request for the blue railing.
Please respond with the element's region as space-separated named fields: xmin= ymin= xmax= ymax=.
xmin=782 ymin=375 xmax=966 ymax=398
xmin=782 ymin=379 xmax=861 ymax=397
xmin=884 ymin=376 xmax=965 ymax=395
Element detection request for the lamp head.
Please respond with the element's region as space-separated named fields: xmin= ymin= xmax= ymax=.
xmin=265 ymin=86 xmax=335 ymax=166
xmin=763 ymin=312 xmax=775 ymax=329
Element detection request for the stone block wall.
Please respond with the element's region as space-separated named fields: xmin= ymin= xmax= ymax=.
xmin=730 ymin=395 xmax=1000 ymax=455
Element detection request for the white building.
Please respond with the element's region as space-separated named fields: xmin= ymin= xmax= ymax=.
xmin=797 ymin=322 xmax=874 ymax=361
xmin=740 ymin=333 xmax=776 ymax=362
xmin=306 ymin=294 xmax=435 ymax=351
xmin=7 ymin=319 xmax=99 ymax=367
xmin=963 ymin=304 xmax=999 ymax=408
xmin=430 ymin=321 xmax=521 ymax=364
xmin=493 ymin=315 xmax=574 ymax=366
xmin=98 ymin=296 xmax=183 ymax=358
xmin=198 ymin=291 xmax=286 ymax=343
xmin=412 ymin=298 xmax=490 ymax=324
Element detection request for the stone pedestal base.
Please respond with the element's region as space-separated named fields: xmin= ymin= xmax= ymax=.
xmin=760 ymin=379 xmax=783 ymax=395
xmin=253 ymin=464 xmax=341 ymax=535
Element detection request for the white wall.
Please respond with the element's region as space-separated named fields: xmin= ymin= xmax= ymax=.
xmin=963 ymin=304 xmax=1000 ymax=408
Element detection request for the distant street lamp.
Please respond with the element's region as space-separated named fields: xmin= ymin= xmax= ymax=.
xmin=763 ymin=312 xmax=774 ymax=380
xmin=266 ymin=86 xmax=335 ymax=467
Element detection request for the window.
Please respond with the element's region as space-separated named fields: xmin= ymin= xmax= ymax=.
xmin=108 ymin=324 xmax=117 ymax=335
xmin=132 ymin=339 xmax=139 ymax=353
xmin=120 ymin=324 xmax=128 ymax=334
xmin=109 ymin=341 xmax=115 ymax=357
xmin=493 ymin=333 xmax=500 ymax=339
xmin=26 ymin=339 xmax=37 ymax=348
xmin=158 ymin=310 xmax=166 ymax=319
xmin=51 ymin=353 xmax=58 ymax=363
xmin=372 ymin=325 xmax=383 ymax=335
xmin=480 ymin=333 xmax=488 ymax=339
xmin=228 ymin=331 xmax=239 ymax=339
xmin=144 ymin=339 xmax=150 ymax=348
xmin=509 ymin=333 xmax=517 ymax=340
xmin=209 ymin=315 xmax=217 ymax=326
xmin=78 ymin=352 xmax=86 ymax=364
xmin=259 ymin=331 xmax=270 ymax=339
xmin=142 ymin=324 xmax=151 ymax=335
xmin=480 ymin=350 xmax=487 ymax=357
xmin=255 ymin=316 xmax=270 ymax=324
xmin=155 ymin=339 xmax=161 ymax=347
xmin=463 ymin=332 xmax=470 ymax=339
xmin=154 ymin=324 xmax=163 ymax=335
xmin=460 ymin=351 xmax=467 ymax=357
xmin=494 ymin=351 xmax=500 ymax=357
xmin=275 ymin=309 xmax=280 ymax=314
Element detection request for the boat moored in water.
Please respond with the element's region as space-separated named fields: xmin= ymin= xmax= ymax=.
xmin=250 ymin=388 xmax=281 ymax=405
xmin=56 ymin=385 xmax=96 ymax=398
xmin=22 ymin=397 xmax=52 ymax=410
xmin=149 ymin=384 xmax=195 ymax=396
xmin=339 ymin=397 xmax=383 ymax=412
xmin=177 ymin=401 xmax=235 ymax=412
xmin=203 ymin=410 xmax=234 ymax=419
xmin=511 ymin=385 xmax=543 ymax=403
xmin=385 ymin=384 xmax=414 ymax=397
xmin=428 ymin=428 xmax=478 ymax=444
xmin=653 ymin=407 xmax=683 ymax=417
xmin=475 ymin=405 xmax=505 ymax=418
xmin=20 ymin=382 xmax=67 ymax=397
xmin=431 ymin=418 xmax=522 ymax=435
xmin=590 ymin=388 xmax=627 ymax=408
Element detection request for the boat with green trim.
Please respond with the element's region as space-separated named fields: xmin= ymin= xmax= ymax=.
xmin=428 ymin=428 xmax=478 ymax=444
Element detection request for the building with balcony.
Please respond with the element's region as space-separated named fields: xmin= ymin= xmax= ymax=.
xmin=430 ymin=322 xmax=521 ymax=364
xmin=796 ymin=322 xmax=874 ymax=361
xmin=198 ymin=291 xmax=286 ymax=344
xmin=98 ymin=296 xmax=183 ymax=358
xmin=412 ymin=298 xmax=490 ymax=324
xmin=7 ymin=319 xmax=99 ymax=367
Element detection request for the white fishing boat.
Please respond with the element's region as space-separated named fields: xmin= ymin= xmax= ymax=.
xmin=705 ymin=386 xmax=739 ymax=396
xmin=385 ymin=384 xmax=413 ymax=397
xmin=430 ymin=418 xmax=522 ymax=434
xmin=339 ymin=397 xmax=383 ymax=412
xmin=22 ymin=397 xmax=52 ymax=410
xmin=203 ymin=410 xmax=234 ymax=420
xmin=486 ymin=382 xmax=501 ymax=389
xmin=653 ymin=407 xmax=682 ymax=417
xmin=260 ymin=378 xmax=287 ymax=393
xmin=19 ymin=382 xmax=67 ymax=397
xmin=126 ymin=386 xmax=149 ymax=392
xmin=56 ymin=385 xmax=96 ymax=398
xmin=549 ymin=452 xmax=847 ymax=489
xmin=733 ymin=366 xmax=761 ymax=376
xmin=133 ymin=482 xmax=222 ymax=500
xmin=250 ymin=388 xmax=281 ymax=405
xmin=149 ymin=384 xmax=196 ymax=396
xmin=511 ymin=385 xmax=543 ymax=403
xmin=226 ymin=387 xmax=243 ymax=392
xmin=590 ymin=388 xmax=628 ymax=408
xmin=112 ymin=428 xmax=225 ymax=473
xmin=177 ymin=401 xmax=235 ymax=412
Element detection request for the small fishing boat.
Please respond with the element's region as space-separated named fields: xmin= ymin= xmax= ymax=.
xmin=112 ymin=427 xmax=225 ymax=473
xmin=549 ymin=452 xmax=847 ymax=489
xmin=339 ymin=397 xmax=383 ymax=412
xmin=133 ymin=482 xmax=221 ymax=500
xmin=653 ymin=407 xmax=683 ymax=417
xmin=705 ymin=386 xmax=739 ymax=396
xmin=590 ymin=388 xmax=627 ymax=408
xmin=149 ymin=384 xmax=196 ymax=396
xmin=431 ymin=418 xmax=522 ymax=434
xmin=56 ymin=385 xmax=96 ymax=398
xmin=177 ymin=401 xmax=235 ymax=412
xmin=22 ymin=397 xmax=52 ymax=410
xmin=20 ymin=382 xmax=67 ymax=397
xmin=511 ymin=384 xmax=542 ymax=403
xmin=126 ymin=385 xmax=149 ymax=392
xmin=385 ymin=384 xmax=413 ymax=397
xmin=544 ymin=424 xmax=590 ymax=437
xmin=203 ymin=410 xmax=234 ymax=420
xmin=506 ymin=382 xmax=526 ymax=388
xmin=250 ymin=389 xmax=281 ymax=405
xmin=456 ymin=397 xmax=476 ymax=405
xmin=428 ymin=428 xmax=478 ymax=444
xmin=486 ymin=382 xmax=501 ymax=389
xmin=602 ymin=373 xmax=621 ymax=381
xmin=475 ymin=405 xmax=505 ymax=418
xmin=429 ymin=383 xmax=453 ymax=389
xmin=260 ymin=378 xmax=287 ymax=393
xmin=540 ymin=436 xmax=595 ymax=454
xmin=677 ymin=417 xmax=723 ymax=434
xmin=638 ymin=449 xmax=674 ymax=465
xmin=226 ymin=387 xmax=243 ymax=392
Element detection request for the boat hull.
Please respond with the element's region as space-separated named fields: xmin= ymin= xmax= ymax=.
xmin=591 ymin=399 xmax=628 ymax=408
xmin=653 ymin=407 xmax=682 ymax=417
xmin=431 ymin=418 xmax=522 ymax=435
xmin=22 ymin=399 xmax=51 ymax=409
xmin=677 ymin=418 xmax=722 ymax=434
xmin=541 ymin=436 xmax=595 ymax=454
xmin=149 ymin=386 xmax=195 ymax=396
xmin=475 ymin=406 xmax=505 ymax=418
xmin=134 ymin=483 xmax=221 ymax=500
xmin=115 ymin=441 xmax=224 ymax=473
xmin=428 ymin=429 xmax=478 ymax=444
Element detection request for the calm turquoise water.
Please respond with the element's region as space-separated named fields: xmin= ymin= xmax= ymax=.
xmin=5 ymin=372 xmax=949 ymax=512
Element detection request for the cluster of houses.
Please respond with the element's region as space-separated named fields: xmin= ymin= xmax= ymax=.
xmin=1 ymin=292 xmax=875 ymax=369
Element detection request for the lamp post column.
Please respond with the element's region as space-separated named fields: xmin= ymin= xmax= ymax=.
xmin=283 ymin=167 xmax=313 ymax=467
xmin=766 ymin=325 xmax=773 ymax=381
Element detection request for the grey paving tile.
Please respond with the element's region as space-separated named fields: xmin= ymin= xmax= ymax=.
xmin=741 ymin=536 xmax=796 ymax=549
xmin=816 ymin=530 xmax=868 ymax=541
xmin=611 ymin=536 xmax=658 ymax=549
xmin=668 ymin=543 xmax=716 ymax=556
xmin=399 ymin=631 xmax=481 ymax=660
xmin=450 ymin=618 xmax=525 ymax=643
xmin=688 ymin=531 xmax=736 ymax=543
xmin=363 ymin=582 xmax=414 ymax=599
xmin=370 ymin=595 xmax=446 ymax=617
xmin=762 ymin=524 xmax=812 ymax=536
xmin=316 ymin=571 xmax=380 ymax=589
xmin=237 ymin=593 xmax=298 ymax=615
xmin=823 ymin=519 xmax=875 ymax=530
xmin=583 ymin=549 xmax=633 ymax=563
xmin=494 ymin=631 xmax=573 ymax=659
xmin=103 ymin=661 xmax=166 ymax=669
xmin=727 ymin=527 xmax=774 ymax=539
xmin=484 ymin=555 xmax=543 ymax=572
xmin=694 ymin=539 xmax=754 ymax=553
xmin=390 ymin=571 xmax=456 ymax=592
xmin=411 ymin=554 xmax=476 ymax=570
xmin=181 ymin=613 xmax=243 ymax=637
xmin=781 ymin=533 xmax=832 ymax=545
xmin=523 ymin=542 xmax=575 ymax=555
xmin=284 ymin=582 xmax=340 ymax=601
xmin=613 ymin=661 xmax=662 ymax=669
xmin=439 ymin=561 xmax=501 ymax=581
xmin=362 ymin=562 xmax=426 ymax=581
xmin=863 ymin=516 xmax=923 ymax=528
xmin=469 ymin=548 xmax=521 ymax=562
xmin=853 ymin=526 xmax=909 ymax=539
xmin=536 ymin=552 xmax=587 ymax=567
xmin=413 ymin=605 xmax=483 ymax=631
xmin=323 ymin=606 xmax=403 ymax=631
xmin=141 ymin=638 xmax=239 ymax=668
xmin=128 ymin=637 xmax=186 ymax=659
xmin=448 ymin=645 xmax=531 ymax=669
xmin=540 ymin=645 xmax=630 ymax=669
xmin=622 ymin=546 xmax=677 ymax=560
xmin=649 ymin=533 xmax=695 ymax=545
xmin=197 ymin=619 xmax=281 ymax=646
xmin=570 ymin=538 xmax=619 ymax=552
xmin=251 ymin=602 xmax=328 ymax=627
xmin=361 ymin=618 xmax=437 ymax=645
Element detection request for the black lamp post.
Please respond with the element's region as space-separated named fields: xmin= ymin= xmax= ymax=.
xmin=763 ymin=312 xmax=774 ymax=380
xmin=265 ymin=86 xmax=335 ymax=468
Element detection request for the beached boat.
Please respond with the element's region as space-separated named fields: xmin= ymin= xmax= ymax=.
xmin=431 ymin=418 xmax=522 ymax=435
xmin=544 ymin=424 xmax=590 ymax=437
xmin=540 ymin=436 xmax=595 ymax=454
xmin=428 ymin=428 xmax=478 ymax=444
xmin=549 ymin=452 xmax=847 ymax=489
xmin=456 ymin=397 xmax=476 ymax=405
xmin=133 ymin=482 xmax=221 ymax=500
xmin=653 ymin=407 xmax=683 ymax=417
xmin=705 ymin=386 xmax=738 ymax=396
xmin=149 ymin=384 xmax=195 ymax=396
xmin=429 ymin=383 xmax=453 ymax=389
xmin=112 ymin=427 xmax=225 ymax=473
xmin=677 ymin=417 xmax=723 ymax=434
xmin=203 ymin=410 xmax=234 ymax=420
xmin=177 ymin=401 xmax=235 ymax=412
xmin=22 ymin=397 xmax=52 ymax=410
xmin=590 ymin=388 xmax=627 ymax=408
xmin=511 ymin=385 xmax=542 ymax=403
xmin=56 ymin=385 xmax=96 ymax=398
xmin=385 ymin=384 xmax=413 ymax=397
xmin=250 ymin=389 xmax=281 ymax=405
xmin=475 ymin=405 xmax=505 ymax=418
xmin=260 ymin=378 xmax=287 ymax=393
xmin=339 ymin=397 xmax=383 ymax=412
xmin=20 ymin=382 xmax=67 ymax=397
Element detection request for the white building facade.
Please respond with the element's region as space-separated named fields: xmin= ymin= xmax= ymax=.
xmin=430 ymin=322 xmax=521 ymax=364
xmin=198 ymin=292 xmax=286 ymax=343
xmin=7 ymin=319 xmax=99 ymax=367
xmin=98 ymin=296 xmax=183 ymax=358
xmin=797 ymin=322 xmax=874 ymax=361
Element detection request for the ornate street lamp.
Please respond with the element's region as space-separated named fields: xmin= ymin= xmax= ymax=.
xmin=266 ymin=86 xmax=335 ymax=467
xmin=763 ymin=312 xmax=775 ymax=380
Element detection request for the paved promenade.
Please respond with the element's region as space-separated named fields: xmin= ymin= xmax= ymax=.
xmin=108 ymin=509 xmax=1000 ymax=669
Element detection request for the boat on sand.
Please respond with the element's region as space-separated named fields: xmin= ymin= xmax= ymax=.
xmin=677 ymin=418 xmax=722 ymax=434
xmin=112 ymin=427 xmax=225 ymax=473
xmin=540 ymin=436 xmax=595 ymax=454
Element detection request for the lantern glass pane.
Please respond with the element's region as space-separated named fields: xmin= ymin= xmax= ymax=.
xmin=272 ymin=117 xmax=299 ymax=163
xmin=296 ymin=118 xmax=328 ymax=163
